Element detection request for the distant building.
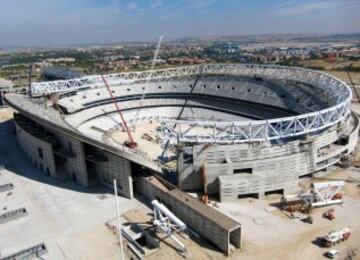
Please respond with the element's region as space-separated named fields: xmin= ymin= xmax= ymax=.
xmin=42 ymin=67 xmax=82 ymax=81
xmin=46 ymin=57 xmax=76 ymax=64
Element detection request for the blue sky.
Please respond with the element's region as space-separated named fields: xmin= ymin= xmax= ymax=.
xmin=1 ymin=0 xmax=359 ymax=47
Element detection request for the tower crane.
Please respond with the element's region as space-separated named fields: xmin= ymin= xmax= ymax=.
xmin=158 ymin=71 xmax=202 ymax=163
xmin=133 ymin=36 xmax=163 ymax=125
xmin=346 ymin=68 xmax=360 ymax=102
xmin=28 ymin=64 xmax=33 ymax=96
xmin=101 ymin=75 xmax=137 ymax=148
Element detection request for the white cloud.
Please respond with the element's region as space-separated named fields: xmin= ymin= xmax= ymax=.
xmin=150 ymin=0 xmax=163 ymax=9
xmin=0 ymin=0 xmax=359 ymax=47
xmin=190 ymin=0 xmax=217 ymax=10
xmin=270 ymin=0 xmax=360 ymax=15
xmin=127 ymin=2 xmax=138 ymax=10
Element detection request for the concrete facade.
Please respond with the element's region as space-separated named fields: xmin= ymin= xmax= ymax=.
xmin=92 ymin=151 xmax=133 ymax=198
xmin=12 ymin=107 xmax=360 ymax=203
xmin=178 ymin=114 xmax=360 ymax=201
xmin=15 ymin=120 xmax=57 ymax=178
xmin=53 ymin=131 xmax=89 ymax=186
xmin=9 ymin=64 xmax=359 ymax=256
xmin=13 ymin=113 xmax=241 ymax=254
xmin=14 ymin=114 xmax=133 ymax=198
xmin=135 ymin=176 xmax=241 ymax=255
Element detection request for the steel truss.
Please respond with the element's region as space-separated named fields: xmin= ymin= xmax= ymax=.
xmin=31 ymin=64 xmax=352 ymax=144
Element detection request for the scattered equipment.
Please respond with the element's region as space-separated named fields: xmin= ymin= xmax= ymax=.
xmin=323 ymin=208 xmax=335 ymax=220
xmin=322 ymin=227 xmax=351 ymax=247
xmin=302 ymin=215 xmax=313 ymax=224
xmin=151 ymin=199 xmax=187 ymax=253
xmin=281 ymin=181 xmax=344 ymax=214
xmin=307 ymin=181 xmax=344 ymax=207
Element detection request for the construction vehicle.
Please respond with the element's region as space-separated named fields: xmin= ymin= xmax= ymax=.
xmin=280 ymin=195 xmax=313 ymax=215
xmin=323 ymin=208 xmax=335 ymax=220
xmin=322 ymin=227 xmax=351 ymax=247
xmin=326 ymin=249 xmax=339 ymax=259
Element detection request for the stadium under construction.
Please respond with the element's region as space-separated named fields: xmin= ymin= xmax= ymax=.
xmin=4 ymin=63 xmax=359 ymax=254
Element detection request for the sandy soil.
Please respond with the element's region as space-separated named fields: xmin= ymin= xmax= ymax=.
xmin=118 ymin=166 xmax=360 ymax=260
xmin=228 ymin=169 xmax=360 ymax=260
xmin=0 ymin=107 xmax=14 ymax=121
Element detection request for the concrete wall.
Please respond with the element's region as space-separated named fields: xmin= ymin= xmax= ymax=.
xmin=53 ymin=132 xmax=89 ymax=186
xmin=15 ymin=114 xmax=134 ymax=198
xmin=135 ymin=176 xmax=241 ymax=255
xmin=15 ymin=121 xmax=57 ymax=178
xmin=345 ymin=114 xmax=359 ymax=155
xmin=178 ymin=114 xmax=359 ymax=201
xmin=94 ymin=152 xmax=133 ymax=199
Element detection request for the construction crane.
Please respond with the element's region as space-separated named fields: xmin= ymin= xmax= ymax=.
xmin=158 ymin=72 xmax=202 ymax=163
xmin=346 ymin=69 xmax=360 ymax=102
xmin=28 ymin=64 xmax=33 ymax=96
xmin=133 ymin=36 xmax=163 ymax=125
xmin=101 ymin=75 xmax=137 ymax=148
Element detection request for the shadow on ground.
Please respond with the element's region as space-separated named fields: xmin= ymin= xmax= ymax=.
xmin=311 ymin=237 xmax=326 ymax=248
xmin=0 ymin=118 xmax=111 ymax=195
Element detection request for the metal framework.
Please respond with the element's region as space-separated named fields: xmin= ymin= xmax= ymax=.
xmin=151 ymin=199 xmax=187 ymax=252
xmin=160 ymin=100 xmax=350 ymax=143
xmin=31 ymin=64 xmax=352 ymax=144
xmin=309 ymin=181 xmax=344 ymax=207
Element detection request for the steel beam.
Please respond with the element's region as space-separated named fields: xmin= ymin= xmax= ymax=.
xmin=31 ymin=64 xmax=352 ymax=144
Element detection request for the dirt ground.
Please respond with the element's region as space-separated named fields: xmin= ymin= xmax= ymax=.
xmin=226 ymin=168 xmax=360 ymax=260
xmin=0 ymin=107 xmax=14 ymax=121
xmin=299 ymin=59 xmax=360 ymax=72
xmin=118 ymin=165 xmax=360 ymax=260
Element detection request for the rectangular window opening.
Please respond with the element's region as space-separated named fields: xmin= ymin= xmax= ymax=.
xmin=233 ymin=168 xmax=253 ymax=174
xmin=38 ymin=147 xmax=44 ymax=159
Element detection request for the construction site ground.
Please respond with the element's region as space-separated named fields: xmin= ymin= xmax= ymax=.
xmin=108 ymin=122 xmax=171 ymax=162
xmin=0 ymin=108 xmax=139 ymax=259
xmin=218 ymin=166 xmax=360 ymax=260
xmin=107 ymin=163 xmax=360 ymax=260
xmin=1 ymin=106 xmax=360 ymax=260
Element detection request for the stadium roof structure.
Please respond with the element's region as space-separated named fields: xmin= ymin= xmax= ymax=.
xmin=30 ymin=64 xmax=352 ymax=144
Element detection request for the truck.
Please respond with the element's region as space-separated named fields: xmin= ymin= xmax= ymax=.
xmin=322 ymin=227 xmax=351 ymax=247
xmin=326 ymin=249 xmax=339 ymax=259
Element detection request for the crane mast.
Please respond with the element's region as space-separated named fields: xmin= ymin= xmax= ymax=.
xmin=101 ymin=75 xmax=137 ymax=148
